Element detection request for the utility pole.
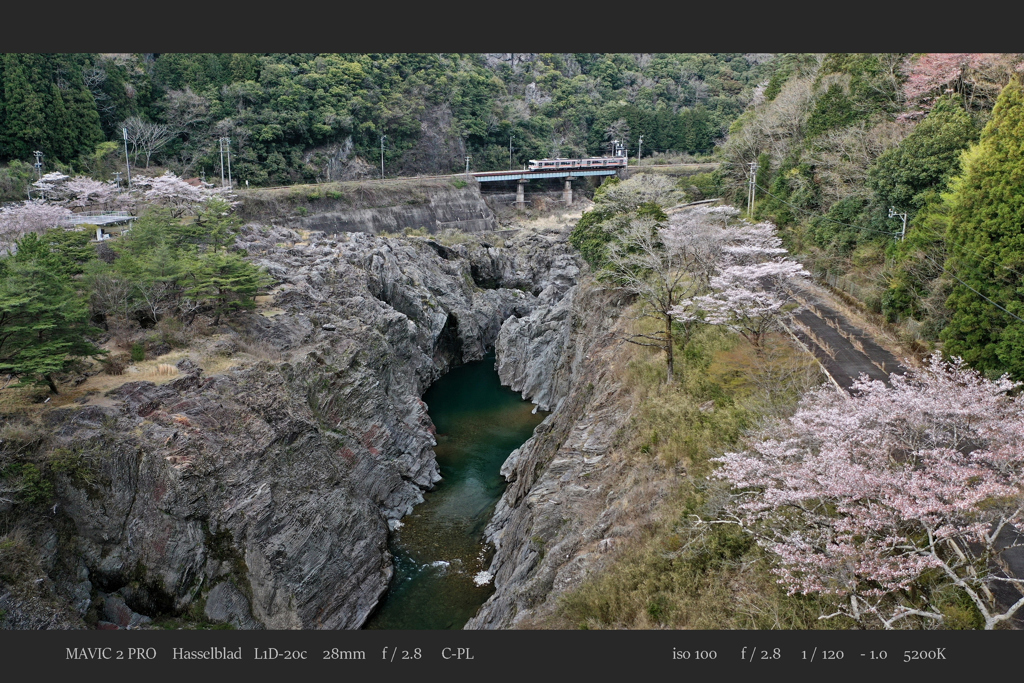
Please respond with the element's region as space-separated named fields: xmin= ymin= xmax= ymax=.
xmin=380 ymin=134 xmax=387 ymax=179
xmin=637 ymin=135 xmax=644 ymax=166
xmin=122 ymin=128 xmax=132 ymax=189
xmin=747 ymin=160 xmax=758 ymax=218
xmin=114 ymin=171 xmax=122 ymax=190
xmin=33 ymin=150 xmax=43 ymax=180
xmin=225 ymin=137 xmax=232 ymax=189
xmin=219 ymin=137 xmax=226 ymax=188
xmin=465 ymin=154 xmax=471 ymax=178
xmin=889 ymin=207 xmax=908 ymax=241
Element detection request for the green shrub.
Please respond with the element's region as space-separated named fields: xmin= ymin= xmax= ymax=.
xmin=7 ymin=463 xmax=54 ymax=505
xmin=130 ymin=343 xmax=146 ymax=362
xmin=568 ymin=208 xmax=614 ymax=269
xmin=681 ymin=171 xmax=723 ymax=201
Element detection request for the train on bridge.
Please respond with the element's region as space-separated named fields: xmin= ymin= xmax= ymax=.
xmin=527 ymin=156 xmax=627 ymax=171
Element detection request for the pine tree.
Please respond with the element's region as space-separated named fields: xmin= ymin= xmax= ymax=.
xmin=941 ymin=78 xmax=1024 ymax=378
xmin=0 ymin=238 xmax=102 ymax=393
xmin=186 ymin=252 xmax=268 ymax=325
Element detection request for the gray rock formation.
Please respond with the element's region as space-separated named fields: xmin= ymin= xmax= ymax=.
xmin=238 ymin=183 xmax=500 ymax=236
xmin=467 ymin=281 xmax=674 ymax=629
xmin=1 ymin=223 xmax=581 ymax=630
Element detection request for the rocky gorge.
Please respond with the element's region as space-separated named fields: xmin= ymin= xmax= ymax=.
xmin=0 ymin=194 xmax=605 ymax=629
xmin=1 ymin=168 xmax=681 ymax=631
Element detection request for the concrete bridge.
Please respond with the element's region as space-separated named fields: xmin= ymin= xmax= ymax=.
xmin=59 ymin=211 xmax=137 ymax=242
xmin=61 ymin=210 xmax=137 ymax=227
xmin=471 ymin=168 xmax=620 ymax=207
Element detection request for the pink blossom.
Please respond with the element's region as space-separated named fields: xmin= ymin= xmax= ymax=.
xmin=714 ymin=355 xmax=1024 ymax=628
xmin=0 ymin=200 xmax=76 ymax=253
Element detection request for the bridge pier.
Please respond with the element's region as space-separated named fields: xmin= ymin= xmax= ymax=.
xmin=563 ymin=177 xmax=574 ymax=205
xmin=515 ymin=179 xmax=526 ymax=209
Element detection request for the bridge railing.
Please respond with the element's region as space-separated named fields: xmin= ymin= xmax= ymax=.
xmin=62 ymin=211 xmax=136 ymax=226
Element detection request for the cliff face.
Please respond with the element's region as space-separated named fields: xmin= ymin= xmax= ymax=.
xmin=1 ymin=223 xmax=579 ymax=630
xmin=467 ymin=278 xmax=675 ymax=629
xmin=237 ymin=181 xmax=500 ymax=236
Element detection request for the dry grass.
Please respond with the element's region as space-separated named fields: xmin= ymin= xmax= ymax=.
xmin=234 ymin=336 xmax=284 ymax=362
xmin=542 ymin=306 xmax=840 ymax=630
xmin=0 ymin=334 xmax=250 ymax=413
xmin=0 ymin=526 xmax=41 ymax=591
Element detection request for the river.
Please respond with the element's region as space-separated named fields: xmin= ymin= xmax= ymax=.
xmin=364 ymin=352 xmax=546 ymax=629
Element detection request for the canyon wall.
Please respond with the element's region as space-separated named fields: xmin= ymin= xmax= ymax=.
xmin=0 ymin=212 xmax=579 ymax=630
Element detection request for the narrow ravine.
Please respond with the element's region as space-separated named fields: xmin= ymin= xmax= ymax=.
xmin=364 ymin=352 xmax=547 ymax=629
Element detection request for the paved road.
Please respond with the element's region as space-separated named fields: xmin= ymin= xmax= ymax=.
xmin=786 ymin=283 xmax=904 ymax=393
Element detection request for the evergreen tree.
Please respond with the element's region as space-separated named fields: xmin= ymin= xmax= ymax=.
xmin=804 ymin=83 xmax=859 ymax=138
xmin=0 ymin=54 xmax=104 ymax=164
xmin=868 ymin=96 xmax=978 ymax=213
xmin=186 ymin=252 xmax=268 ymax=325
xmin=0 ymin=54 xmax=48 ymax=160
xmin=941 ymin=78 xmax=1024 ymax=378
xmin=0 ymin=236 xmax=102 ymax=393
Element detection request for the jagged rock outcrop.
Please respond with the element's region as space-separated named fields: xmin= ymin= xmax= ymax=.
xmin=467 ymin=281 xmax=675 ymax=629
xmin=1 ymin=223 xmax=580 ymax=630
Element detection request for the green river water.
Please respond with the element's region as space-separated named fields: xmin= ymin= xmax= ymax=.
xmin=364 ymin=353 xmax=547 ymax=629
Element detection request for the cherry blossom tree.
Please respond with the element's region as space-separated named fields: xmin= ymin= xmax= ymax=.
xmin=903 ymin=54 xmax=995 ymax=103
xmin=63 ymin=176 xmax=116 ymax=209
xmin=604 ymin=205 xmax=738 ymax=382
xmin=673 ymin=259 xmax=808 ymax=354
xmin=29 ymin=173 xmax=116 ymax=208
xmin=669 ymin=219 xmax=808 ymax=355
xmin=712 ymin=356 xmax=1024 ymax=629
xmin=31 ymin=172 xmax=70 ymax=200
xmin=138 ymin=172 xmax=219 ymax=217
xmin=902 ymin=54 xmax=1023 ymax=113
xmin=0 ymin=201 xmax=75 ymax=254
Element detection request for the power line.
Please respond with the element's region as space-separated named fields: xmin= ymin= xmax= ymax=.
xmin=761 ymin=181 xmax=1024 ymax=280
xmin=753 ymin=182 xmax=899 ymax=238
xmin=753 ymin=181 xmax=1024 ymax=281
xmin=922 ymin=253 xmax=1024 ymax=324
xmin=756 ymin=175 xmax=1024 ymax=323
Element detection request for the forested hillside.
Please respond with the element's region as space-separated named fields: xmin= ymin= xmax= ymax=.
xmin=719 ymin=53 xmax=1024 ymax=379
xmin=0 ymin=52 xmax=771 ymax=195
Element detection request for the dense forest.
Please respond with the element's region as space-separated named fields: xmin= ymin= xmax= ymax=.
xmin=713 ymin=52 xmax=1024 ymax=380
xmin=0 ymin=52 xmax=772 ymax=194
